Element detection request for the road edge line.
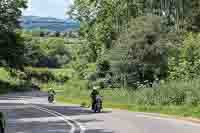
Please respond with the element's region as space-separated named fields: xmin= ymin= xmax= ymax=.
xmin=18 ymin=97 xmax=85 ymax=133
xmin=31 ymin=105 xmax=76 ymax=133
xmin=33 ymin=105 xmax=86 ymax=133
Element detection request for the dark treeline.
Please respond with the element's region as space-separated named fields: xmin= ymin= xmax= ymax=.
xmin=0 ymin=0 xmax=27 ymax=69
xmin=1 ymin=0 xmax=200 ymax=108
xmin=22 ymin=30 xmax=80 ymax=38
xmin=1 ymin=0 xmax=200 ymax=90
xmin=69 ymin=0 xmax=200 ymax=88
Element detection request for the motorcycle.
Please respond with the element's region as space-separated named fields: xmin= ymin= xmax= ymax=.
xmin=48 ymin=94 xmax=54 ymax=103
xmin=93 ymin=96 xmax=102 ymax=113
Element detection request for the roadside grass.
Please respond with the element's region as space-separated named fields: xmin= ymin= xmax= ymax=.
xmin=130 ymin=105 xmax=200 ymax=118
xmin=56 ymin=95 xmax=200 ymax=118
xmin=2 ymin=66 xmax=200 ymax=119
xmin=49 ymin=78 xmax=200 ymax=119
xmin=56 ymin=94 xmax=200 ymax=118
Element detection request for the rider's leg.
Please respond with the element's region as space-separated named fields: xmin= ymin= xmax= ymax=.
xmin=92 ymin=98 xmax=96 ymax=110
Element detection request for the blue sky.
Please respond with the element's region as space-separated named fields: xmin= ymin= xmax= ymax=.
xmin=23 ymin=0 xmax=73 ymax=19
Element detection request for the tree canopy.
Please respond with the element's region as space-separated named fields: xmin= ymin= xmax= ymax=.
xmin=0 ymin=0 xmax=27 ymax=68
xmin=69 ymin=0 xmax=200 ymax=87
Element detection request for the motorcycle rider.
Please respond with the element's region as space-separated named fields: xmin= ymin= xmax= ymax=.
xmin=48 ymin=88 xmax=56 ymax=102
xmin=90 ymin=86 xmax=100 ymax=110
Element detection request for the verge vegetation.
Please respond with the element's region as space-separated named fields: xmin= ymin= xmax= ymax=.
xmin=1 ymin=0 xmax=200 ymax=119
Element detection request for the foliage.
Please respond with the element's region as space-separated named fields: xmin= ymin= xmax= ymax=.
xmin=52 ymin=77 xmax=200 ymax=107
xmin=69 ymin=0 xmax=116 ymax=62
xmin=0 ymin=31 xmax=26 ymax=68
xmin=69 ymin=0 xmax=200 ymax=89
xmin=169 ymin=33 xmax=200 ymax=80
xmin=105 ymin=15 xmax=169 ymax=87
xmin=1 ymin=0 xmax=200 ymax=119
xmin=133 ymin=79 xmax=200 ymax=106
xmin=21 ymin=67 xmax=70 ymax=83
xmin=186 ymin=0 xmax=200 ymax=32
xmin=0 ymin=0 xmax=27 ymax=69
xmin=69 ymin=0 xmax=200 ymax=65
xmin=22 ymin=36 xmax=72 ymax=68
xmin=0 ymin=68 xmax=35 ymax=93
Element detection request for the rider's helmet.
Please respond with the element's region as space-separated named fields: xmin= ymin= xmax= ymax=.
xmin=92 ymin=86 xmax=100 ymax=96
xmin=93 ymin=86 xmax=98 ymax=90
xmin=48 ymin=88 xmax=54 ymax=94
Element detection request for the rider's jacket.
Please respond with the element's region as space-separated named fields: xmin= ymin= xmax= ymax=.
xmin=90 ymin=90 xmax=99 ymax=100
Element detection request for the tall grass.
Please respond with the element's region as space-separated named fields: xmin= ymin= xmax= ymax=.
xmin=53 ymin=79 xmax=200 ymax=107
xmin=42 ymin=78 xmax=200 ymax=118
xmin=132 ymin=79 xmax=200 ymax=106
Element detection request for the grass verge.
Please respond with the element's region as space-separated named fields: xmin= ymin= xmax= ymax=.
xmin=31 ymin=68 xmax=200 ymax=120
xmin=56 ymin=95 xmax=200 ymax=119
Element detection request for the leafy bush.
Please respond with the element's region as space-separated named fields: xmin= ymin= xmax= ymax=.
xmin=105 ymin=15 xmax=169 ymax=88
xmin=0 ymin=68 xmax=38 ymax=93
xmin=21 ymin=68 xmax=69 ymax=83
xmin=133 ymin=79 xmax=200 ymax=106
xmin=23 ymin=36 xmax=72 ymax=68
xmin=169 ymin=33 xmax=200 ymax=80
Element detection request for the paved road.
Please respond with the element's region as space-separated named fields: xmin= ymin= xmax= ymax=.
xmin=0 ymin=91 xmax=200 ymax=133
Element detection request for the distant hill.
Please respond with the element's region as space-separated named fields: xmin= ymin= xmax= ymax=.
xmin=20 ymin=16 xmax=80 ymax=32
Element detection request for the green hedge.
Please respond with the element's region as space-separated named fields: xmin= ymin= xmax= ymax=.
xmin=22 ymin=67 xmax=70 ymax=83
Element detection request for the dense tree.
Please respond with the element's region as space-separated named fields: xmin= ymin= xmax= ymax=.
xmin=69 ymin=0 xmax=197 ymax=63
xmin=169 ymin=33 xmax=200 ymax=80
xmin=186 ymin=0 xmax=200 ymax=32
xmin=69 ymin=0 xmax=200 ymax=88
xmin=22 ymin=36 xmax=72 ymax=68
xmin=107 ymin=15 xmax=169 ymax=87
xmin=0 ymin=0 xmax=27 ymax=68
xmin=69 ymin=0 xmax=116 ymax=61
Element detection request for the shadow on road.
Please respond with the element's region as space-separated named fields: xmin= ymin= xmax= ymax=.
xmin=4 ymin=105 xmax=114 ymax=133
xmin=75 ymin=118 xmax=103 ymax=123
xmin=34 ymin=103 xmax=112 ymax=117
xmin=86 ymin=129 xmax=114 ymax=133
xmin=0 ymin=93 xmax=114 ymax=133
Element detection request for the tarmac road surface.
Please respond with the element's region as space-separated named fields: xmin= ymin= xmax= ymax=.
xmin=0 ymin=91 xmax=200 ymax=133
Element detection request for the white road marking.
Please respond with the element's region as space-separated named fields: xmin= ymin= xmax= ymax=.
xmin=135 ymin=113 xmax=200 ymax=127
xmin=18 ymin=97 xmax=86 ymax=133
xmin=33 ymin=105 xmax=86 ymax=133
xmin=31 ymin=105 xmax=76 ymax=133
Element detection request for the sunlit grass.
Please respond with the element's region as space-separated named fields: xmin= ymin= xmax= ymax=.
xmin=45 ymin=78 xmax=200 ymax=118
xmin=1 ymin=66 xmax=200 ymax=118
